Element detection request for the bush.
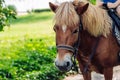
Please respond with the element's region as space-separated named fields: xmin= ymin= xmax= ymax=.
xmin=15 ymin=64 xmax=65 ymax=80
xmin=7 ymin=5 xmax=17 ymax=13
xmin=0 ymin=37 xmax=65 ymax=80
xmin=0 ymin=0 xmax=16 ymax=31
xmin=0 ymin=69 xmax=13 ymax=79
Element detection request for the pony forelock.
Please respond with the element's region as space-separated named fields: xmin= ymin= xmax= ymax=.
xmin=54 ymin=2 xmax=79 ymax=27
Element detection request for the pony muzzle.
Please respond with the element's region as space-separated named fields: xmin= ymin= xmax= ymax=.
xmin=55 ymin=53 xmax=73 ymax=71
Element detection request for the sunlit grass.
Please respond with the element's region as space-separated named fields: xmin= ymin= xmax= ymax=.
xmin=0 ymin=11 xmax=55 ymax=61
xmin=0 ymin=12 xmax=55 ymax=39
xmin=11 ymin=12 xmax=54 ymax=24
xmin=0 ymin=11 xmax=64 ymax=80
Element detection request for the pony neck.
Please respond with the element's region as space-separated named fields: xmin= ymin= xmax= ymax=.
xmin=79 ymin=30 xmax=99 ymax=55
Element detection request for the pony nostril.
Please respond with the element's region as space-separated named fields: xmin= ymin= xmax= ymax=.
xmin=66 ymin=61 xmax=70 ymax=67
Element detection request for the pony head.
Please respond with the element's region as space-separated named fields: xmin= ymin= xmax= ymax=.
xmin=49 ymin=1 xmax=89 ymax=71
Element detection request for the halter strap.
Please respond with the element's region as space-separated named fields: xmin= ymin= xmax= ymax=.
xmin=57 ymin=45 xmax=75 ymax=53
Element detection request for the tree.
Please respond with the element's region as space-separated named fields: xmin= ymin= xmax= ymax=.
xmin=0 ymin=0 xmax=16 ymax=31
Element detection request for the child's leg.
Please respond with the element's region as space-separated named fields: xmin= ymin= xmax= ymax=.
xmin=116 ymin=5 xmax=120 ymax=17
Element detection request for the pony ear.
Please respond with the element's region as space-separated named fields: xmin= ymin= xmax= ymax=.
xmin=49 ymin=2 xmax=58 ymax=13
xmin=76 ymin=3 xmax=89 ymax=15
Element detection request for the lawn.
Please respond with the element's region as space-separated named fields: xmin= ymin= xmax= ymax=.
xmin=0 ymin=11 xmax=65 ymax=80
xmin=0 ymin=12 xmax=54 ymax=39
xmin=0 ymin=11 xmax=55 ymax=60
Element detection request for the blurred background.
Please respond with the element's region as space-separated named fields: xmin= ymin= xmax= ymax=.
xmin=0 ymin=0 xmax=95 ymax=80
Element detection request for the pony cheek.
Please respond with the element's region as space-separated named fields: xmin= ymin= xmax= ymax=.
xmin=69 ymin=35 xmax=78 ymax=44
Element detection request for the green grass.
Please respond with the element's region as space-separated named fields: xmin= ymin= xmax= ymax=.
xmin=0 ymin=12 xmax=54 ymax=38
xmin=0 ymin=11 xmax=55 ymax=59
xmin=11 ymin=12 xmax=53 ymax=24
xmin=0 ymin=11 xmax=65 ymax=80
xmin=0 ymin=11 xmax=55 ymax=60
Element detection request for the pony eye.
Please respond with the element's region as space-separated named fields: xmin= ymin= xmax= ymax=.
xmin=73 ymin=29 xmax=79 ymax=34
xmin=53 ymin=25 xmax=59 ymax=32
xmin=53 ymin=26 xmax=57 ymax=32
xmin=53 ymin=27 xmax=56 ymax=32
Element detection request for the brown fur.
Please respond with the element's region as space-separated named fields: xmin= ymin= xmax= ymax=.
xmin=50 ymin=1 xmax=120 ymax=80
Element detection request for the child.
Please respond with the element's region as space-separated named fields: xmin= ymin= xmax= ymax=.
xmin=97 ymin=0 xmax=120 ymax=16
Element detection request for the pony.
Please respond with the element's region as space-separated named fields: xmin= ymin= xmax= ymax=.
xmin=49 ymin=0 xmax=120 ymax=80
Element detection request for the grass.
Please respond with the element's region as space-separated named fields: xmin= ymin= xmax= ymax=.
xmin=0 ymin=12 xmax=54 ymax=38
xmin=0 ymin=11 xmax=55 ymax=59
xmin=0 ymin=11 xmax=65 ymax=80
xmin=11 ymin=12 xmax=53 ymax=24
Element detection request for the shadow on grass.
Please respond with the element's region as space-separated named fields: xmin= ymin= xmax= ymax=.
xmin=11 ymin=11 xmax=53 ymax=24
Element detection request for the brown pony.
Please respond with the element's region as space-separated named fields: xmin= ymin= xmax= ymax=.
xmin=49 ymin=0 xmax=120 ymax=80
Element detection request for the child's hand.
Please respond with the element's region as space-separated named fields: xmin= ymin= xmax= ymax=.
xmin=107 ymin=2 xmax=117 ymax=8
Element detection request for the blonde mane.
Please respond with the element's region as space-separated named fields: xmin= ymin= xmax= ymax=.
xmin=54 ymin=1 xmax=112 ymax=37
xmin=54 ymin=2 xmax=79 ymax=27
xmin=81 ymin=2 xmax=112 ymax=37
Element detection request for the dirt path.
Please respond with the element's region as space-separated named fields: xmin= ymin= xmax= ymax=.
xmin=64 ymin=66 xmax=120 ymax=80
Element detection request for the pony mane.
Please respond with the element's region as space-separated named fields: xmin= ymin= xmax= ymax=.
xmin=54 ymin=2 xmax=79 ymax=27
xmin=80 ymin=2 xmax=112 ymax=37
xmin=54 ymin=1 xmax=112 ymax=37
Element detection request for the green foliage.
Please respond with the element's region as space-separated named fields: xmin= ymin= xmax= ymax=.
xmin=0 ymin=69 xmax=13 ymax=79
xmin=0 ymin=0 xmax=16 ymax=31
xmin=0 ymin=11 xmax=65 ymax=79
xmin=7 ymin=5 xmax=17 ymax=13
xmin=90 ymin=0 xmax=96 ymax=5
xmin=0 ymin=38 xmax=65 ymax=80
